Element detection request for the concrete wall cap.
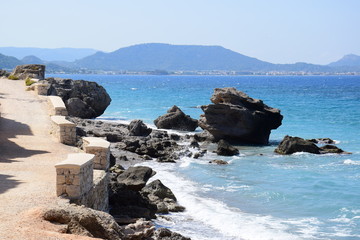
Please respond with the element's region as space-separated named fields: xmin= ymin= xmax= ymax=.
xmin=51 ymin=116 xmax=74 ymax=126
xmin=55 ymin=153 xmax=94 ymax=168
xmin=83 ymin=137 xmax=110 ymax=148
xmin=48 ymin=96 xmax=66 ymax=108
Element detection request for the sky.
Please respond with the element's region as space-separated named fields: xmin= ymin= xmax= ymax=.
xmin=1 ymin=0 xmax=359 ymax=65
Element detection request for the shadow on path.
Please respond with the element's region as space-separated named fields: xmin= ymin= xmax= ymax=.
xmin=0 ymin=174 xmax=22 ymax=194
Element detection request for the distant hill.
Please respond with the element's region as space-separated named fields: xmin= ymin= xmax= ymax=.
xmin=329 ymin=54 xmax=360 ymax=67
xmin=0 ymin=47 xmax=98 ymax=62
xmin=21 ymin=55 xmax=44 ymax=64
xmin=75 ymin=43 xmax=274 ymax=71
xmin=0 ymin=53 xmax=23 ymax=69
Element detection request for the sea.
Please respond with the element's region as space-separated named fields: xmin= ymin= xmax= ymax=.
xmin=50 ymin=74 xmax=360 ymax=240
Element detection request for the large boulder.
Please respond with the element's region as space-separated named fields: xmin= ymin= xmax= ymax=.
xmin=141 ymin=179 xmax=185 ymax=214
xmin=216 ymin=139 xmax=239 ymax=156
xmin=199 ymin=88 xmax=283 ymax=144
xmin=10 ymin=64 xmax=45 ymax=79
xmin=275 ymin=135 xmax=321 ymax=154
xmin=116 ymin=166 xmax=156 ymax=191
xmin=154 ymin=105 xmax=198 ymax=131
xmin=46 ymin=77 xmax=111 ymax=118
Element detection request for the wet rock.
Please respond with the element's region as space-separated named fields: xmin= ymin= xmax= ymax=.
xmin=123 ymin=219 xmax=155 ymax=240
xmin=128 ymin=119 xmax=152 ymax=136
xmin=189 ymin=140 xmax=200 ymax=148
xmin=209 ymin=160 xmax=228 ymax=165
xmin=199 ymin=88 xmax=283 ymax=144
xmin=193 ymin=149 xmax=207 ymax=159
xmin=10 ymin=64 xmax=45 ymax=79
xmin=308 ymin=138 xmax=336 ymax=144
xmin=141 ymin=180 xmax=185 ymax=214
xmin=216 ymin=139 xmax=239 ymax=156
xmin=154 ymin=228 xmax=191 ymax=240
xmin=116 ymin=166 xmax=156 ymax=191
xmin=319 ymin=145 xmax=350 ymax=154
xmin=275 ymin=135 xmax=321 ymax=155
xmin=154 ymin=105 xmax=198 ymax=131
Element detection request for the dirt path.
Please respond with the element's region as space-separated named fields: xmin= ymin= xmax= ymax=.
xmin=0 ymin=78 xmax=87 ymax=239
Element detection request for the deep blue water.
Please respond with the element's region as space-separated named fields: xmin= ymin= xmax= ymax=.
xmin=51 ymin=74 xmax=360 ymax=240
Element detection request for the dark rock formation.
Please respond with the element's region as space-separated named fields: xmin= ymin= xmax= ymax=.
xmin=154 ymin=105 xmax=198 ymax=131
xmin=199 ymin=88 xmax=283 ymax=144
xmin=116 ymin=166 xmax=156 ymax=191
xmin=275 ymin=135 xmax=320 ymax=155
xmin=216 ymin=139 xmax=239 ymax=156
xmin=10 ymin=64 xmax=45 ymax=80
xmin=46 ymin=78 xmax=111 ymax=118
xmin=43 ymin=203 xmax=124 ymax=240
xmin=319 ymin=145 xmax=350 ymax=154
xmin=154 ymin=228 xmax=191 ymax=240
xmin=209 ymin=160 xmax=228 ymax=165
xmin=308 ymin=138 xmax=335 ymax=144
xmin=141 ymin=179 xmax=185 ymax=214
xmin=128 ymin=119 xmax=152 ymax=136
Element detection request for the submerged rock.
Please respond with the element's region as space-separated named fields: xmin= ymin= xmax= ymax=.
xmin=116 ymin=166 xmax=156 ymax=191
xmin=154 ymin=105 xmax=198 ymax=131
xmin=209 ymin=160 xmax=228 ymax=165
xmin=46 ymin=78 xmax=111 ymax=118
xmin=216 ymin=139 xmax=239 ymax=156
xmin=199 ymin=88 xmax=283 ymax=144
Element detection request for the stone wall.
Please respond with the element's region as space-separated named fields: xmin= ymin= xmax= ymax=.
xmin=50 ymin=116 xmax=76 ymax=145
xmin=82 ymin=137 xmax=110 ymax=171
xmin=48 ymin=96 xmax=68 ymax=116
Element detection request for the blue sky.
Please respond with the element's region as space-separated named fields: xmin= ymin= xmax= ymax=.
xmin=1 ymin=0 xmax=359 ymax=64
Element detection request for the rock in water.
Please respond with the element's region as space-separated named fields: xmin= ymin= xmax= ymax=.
xmin=154 ymin=105 xmax=198 ymax=131
xmin=116 ymin=166 xmax=156 ymax=191
xmin=46 ymin=78 xmax=111 ymax=118
xmin=199 ymin=88 xmax=283 ymax=144
xmin=128 ymin=119 xmax=152 ymax=136
xmin=275 ymin=135 xmax=320 ymax=155
xmin=11 ymin=64 xmax=45 ymax=79
xmin=216 ymin=139 xmax=239 ymax=156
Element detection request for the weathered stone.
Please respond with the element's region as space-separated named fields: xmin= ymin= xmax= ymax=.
xmin=216 ymin=139 xmax=239 ymax=156
xmin=128 ymin=119 xmax=152 ymax=136
xmin=319 ymin=145 xmax=350 ymax=154
xmin=199 ymin=88 xmax=283 ymax=144
xmin=116 ymin=166 xmax=156 ymax=191
xmin=154 ymin=105 xmax=198 ymax=131
xmin=46 ymin=78 xmax=111 ymax=118
xmin=275 ymin=135 xmax=320 ymax=155
xmin=308 ymin=138 xmax=336 ymax=144
xmin=209 ymin=160 xmax=229 ymax=165
xmin=154 ymin=228 xmax=191 ymax=240
xmin=10 ymin=64 xmax=45 ymax=80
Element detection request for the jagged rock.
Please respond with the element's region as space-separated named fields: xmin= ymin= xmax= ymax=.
xmin=123 ymin=219 xmax=155 ymax=240
xmin=154 ymin=228 xmax=191 ymax=240
xmin=46 ymin=78 xmax=111 ymax=118
xmin=141 ymin=179 xmax=185 ymax=214
xmin=117 ymin=166 xmax=156 ymax=191
xmin=193 ymin=130 xmax=215 ymax=142
xmin=275 ymin=135 xmax=321 ymax=155
xmin=319 ymin=145 xmax=350 ymax=154
xmin=43 ymin=203 xmax=124 ymax=240
xmin=193 ymin=149 xmax=207 ymax=159
xmin=10 ymin=64 xmax=45 ymax=79
xmin=308 ymin=138 xmax=335 ymax=144
xmin=189 ymin=140 xmax=200 ymax=148
xmin=209 ymin=160 xmax=228 ymax=165
xmin=199 ymin=88 xmax=283 ymax=144
xmin=216 ymin=139 xmax=239 ymax=156
xmin=154 ymin=105 xmax=198 ymax=131
xmin=109 ymin=182 xmax=157 ymax=220
xmin=128 ymin=119 xmax=152 ymax=136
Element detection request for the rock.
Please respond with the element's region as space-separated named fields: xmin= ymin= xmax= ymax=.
xmin=308 ymin=138 xmax=336 ymax=144
xmin=10 ymin=64 xmax=45 ymax=79
xmin=154 ymin=228 xmax=191 ymax=240
xmin=46 ymin=77 xmax=111 ymax=118
xmin=141 ymin=179 xmax=185 ymax=214
xmin=128 ymin=119 xmax=152 ymax=136
xmin=154 ymin=105 xmax=198 ymax=131
xmin=117 ymin=166 xmax=156 ymax=191
xmin=275 ymin=135 xmax=320 ymax=155
xmin=193 ymin=149 xmax=207 ymax=159
xmin=216 ymin=139 xmax=239 ymax=156
xmin=193 ymin=130 xmax=215 ymax=142
xmin=199 ymin=88 xmax=283 ymax=144
xmin=189 ymin=140 xmax=200 ymax=148
xmin=0 ymin=69 xmax=9 ymax=77
xmin=319 ymin=145 xmax=350 ymax=154
xmin=123 ymin=219 xmax=155 ymax=239
xmin=209 ymin=160 xmax=228 ymax=165
xmin=43 ymin=203 xmax=124 ymax=240
xmin=109 ymin=183 xmax=157 ymax=220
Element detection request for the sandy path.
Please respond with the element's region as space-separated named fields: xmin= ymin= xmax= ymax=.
xmin=0 ymin=78 xmax=90 ymax=239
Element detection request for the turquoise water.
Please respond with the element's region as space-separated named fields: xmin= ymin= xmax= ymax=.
xmin=51 ymin=74 xmax=360 ymax=240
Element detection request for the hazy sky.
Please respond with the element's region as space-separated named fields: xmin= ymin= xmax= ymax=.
xmin=1 ymin=0 xmax=359 ymax=64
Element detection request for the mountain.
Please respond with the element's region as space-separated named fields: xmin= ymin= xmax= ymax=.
xmin=328 ymin=54 xmax=360 ymax=67
xmin=75 ymin=43 xmax=274 ymax=71
xmin=21 ymin=55 xmax=45 ymax=64
xmin=0 ymin=47 xmax=98 ymax=62
xmin=0 ymin=53 xmax=23 ymax=69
